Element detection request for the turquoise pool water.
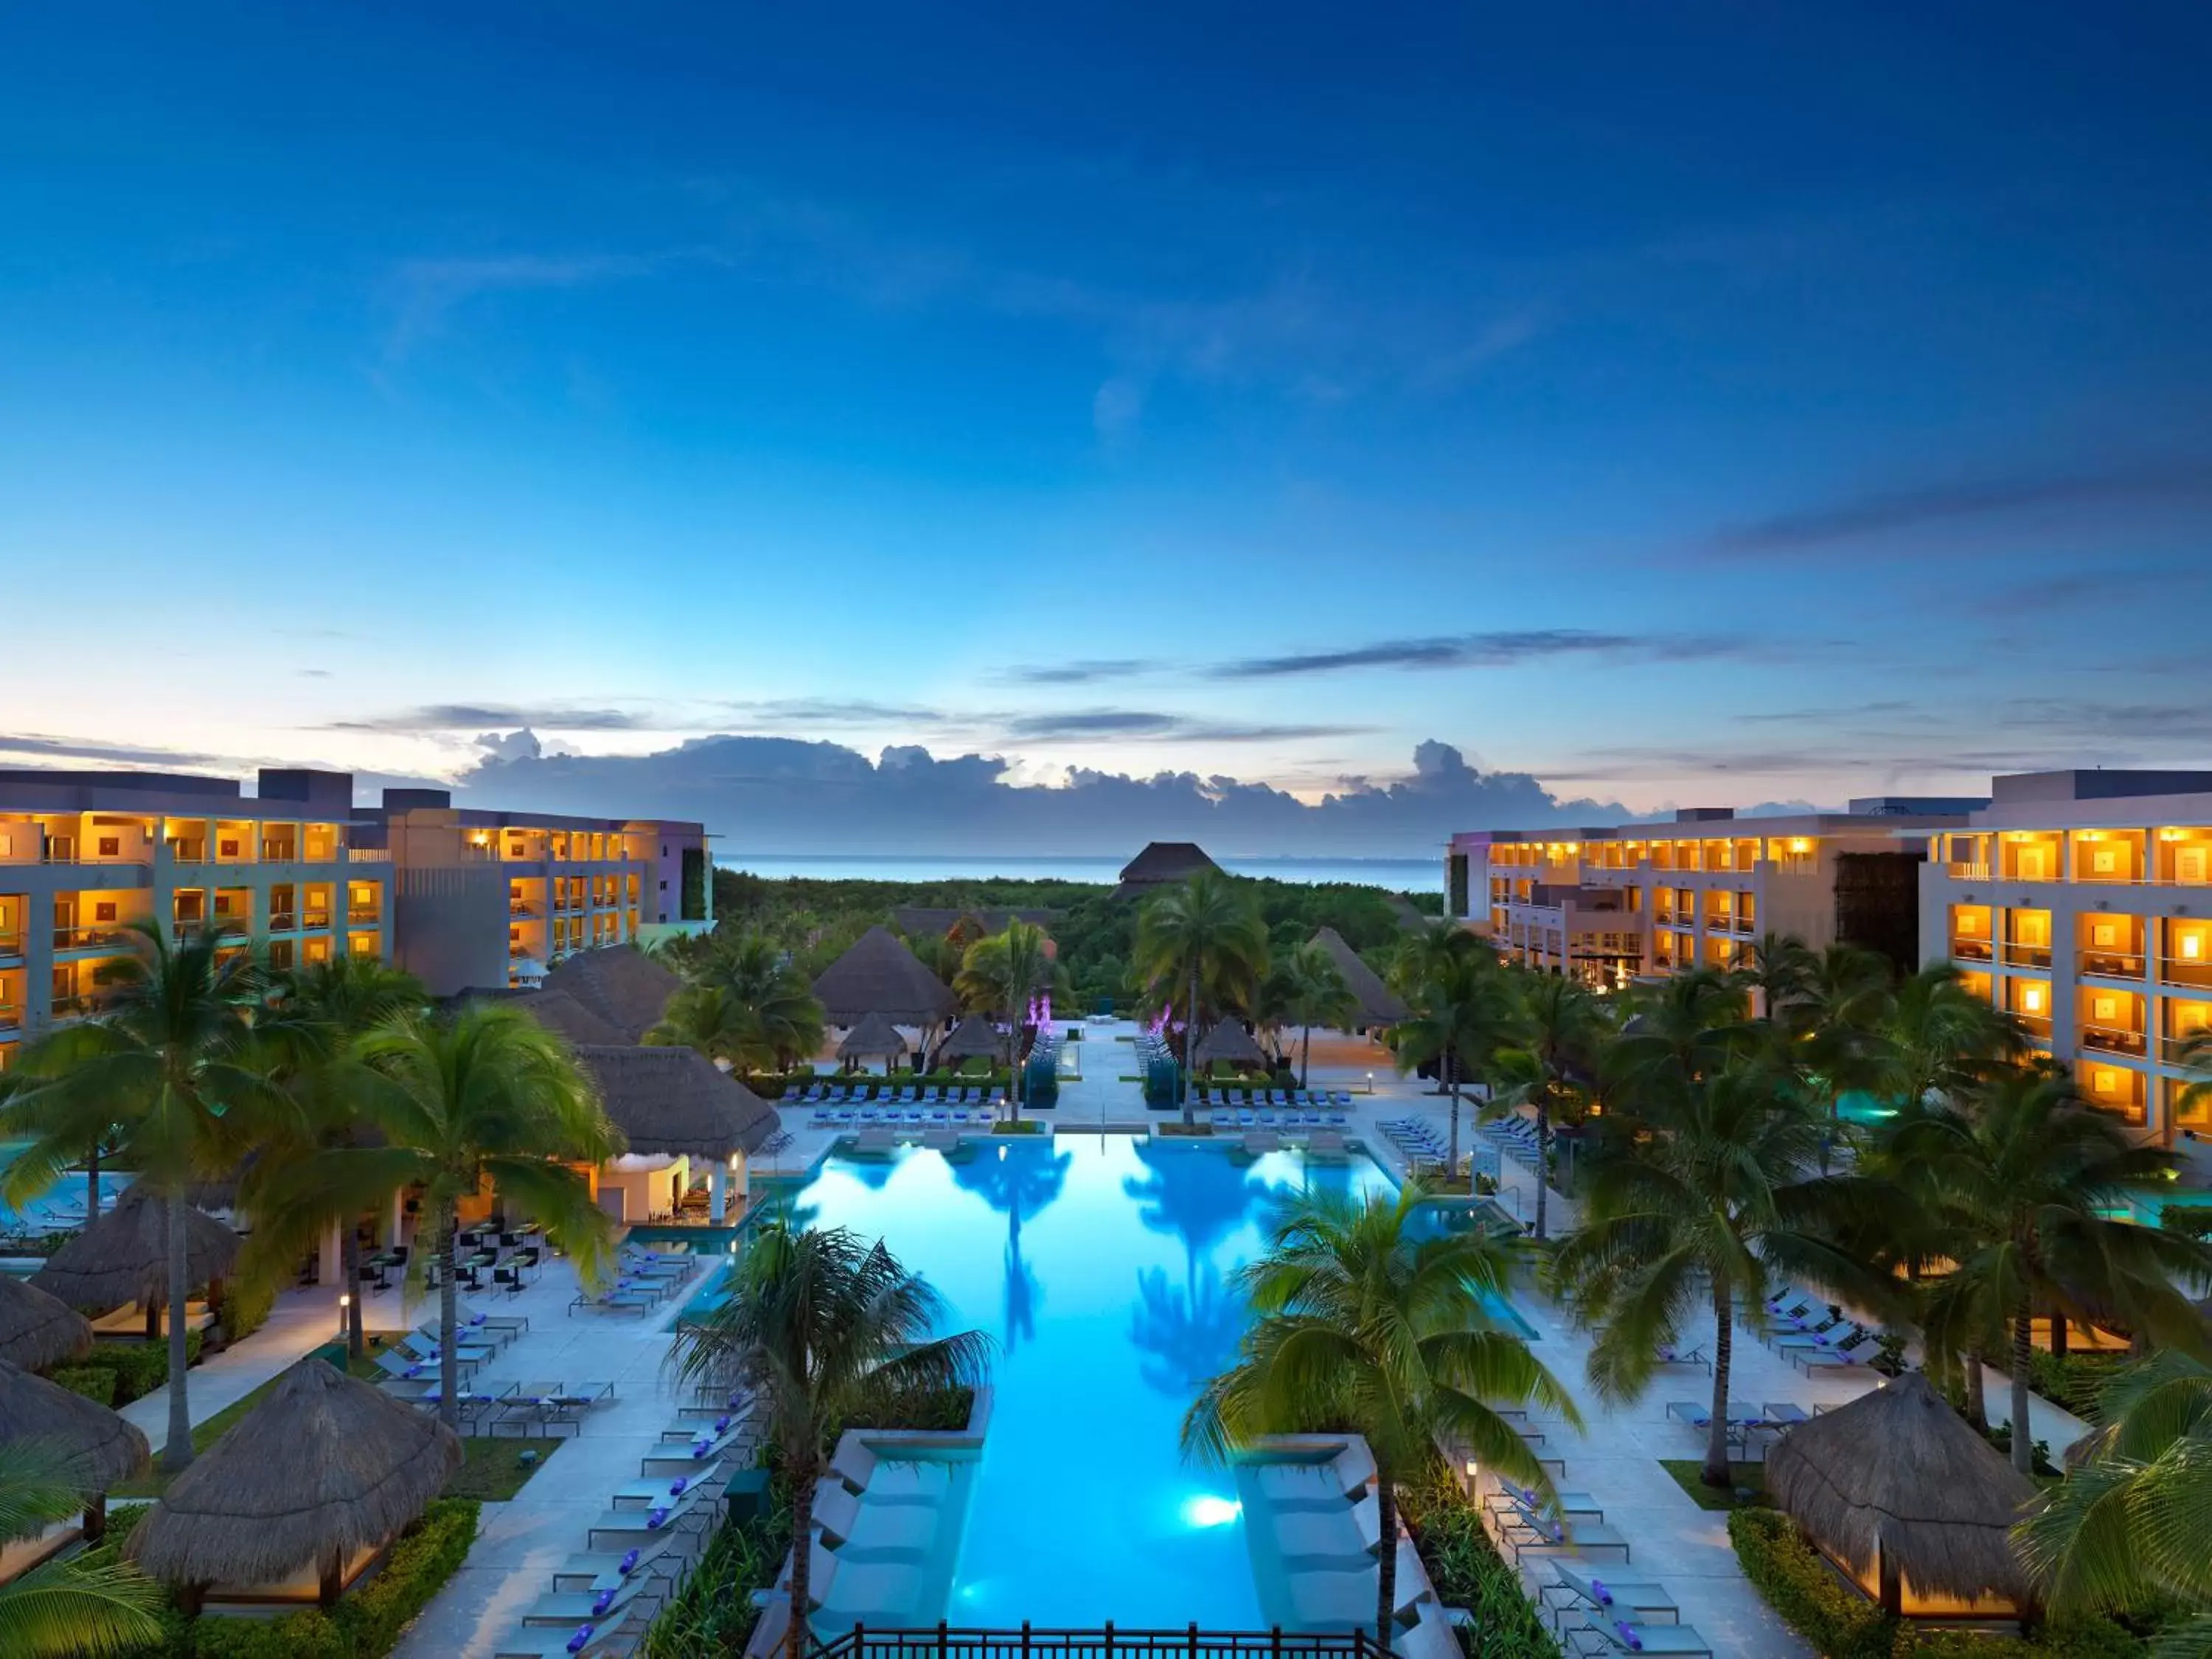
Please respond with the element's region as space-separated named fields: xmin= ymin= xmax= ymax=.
xmin=754 ymin=1135 xmax=1526 ymax=1630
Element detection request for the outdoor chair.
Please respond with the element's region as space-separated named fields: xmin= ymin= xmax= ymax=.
xmin=1540 ymin=1563 xmax=1679 ymax=1633
xmin=1565 ymin=1618 xmax=1712 ymax=1656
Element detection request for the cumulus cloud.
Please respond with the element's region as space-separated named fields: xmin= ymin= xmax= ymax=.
xmin=445 ymin=734 xmax=1639 ymax=856
xmin=475 ymin=728 xmax=544 ymax=762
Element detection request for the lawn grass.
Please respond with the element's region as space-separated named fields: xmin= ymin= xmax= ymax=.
xmin=992 ymin=1121 xmax=1046 ymax=1135
xmin=1658 ymin=1458 xmax=1772 ymax=1512
xmin=445 ymin=1435 xmax=564 ymax=1501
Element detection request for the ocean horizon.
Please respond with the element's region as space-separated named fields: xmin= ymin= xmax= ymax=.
xmin=715 ymin=852 xmax=1443 ymax=891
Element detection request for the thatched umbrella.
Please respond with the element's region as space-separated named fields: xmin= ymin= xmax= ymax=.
xmin=937 ymin=1014 xmax=1005 ymax=1069
xmin=838 ymin=1010 xmax=911 ymax=1068
xmin=812 ymin=927 xmax=959 ymax=1027
xmin=128 ymin=1357 xmax=462 ymax=1607
xmin=575 ymin=1043 xmax=779 ymax=1159
xmin=0 ymin=1357 xmax=152 ymax=1540
xmin=1767 ymin=1372 xmax=2038 ymax=1616
xmin=0 ymin=1276 xmax=94 ymax=1371
xmin=1194 ymin=1020 xmax=1267 ymax=1070
xmin=31 ymin=1186 xmax=240 ymax=1333
xmin=1310 ymin=926 xmax=1411 ymax=1027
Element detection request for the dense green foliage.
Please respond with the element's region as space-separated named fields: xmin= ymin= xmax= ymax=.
xmin=52 ymin=1332 xmax=206 ymax=1408
xmin=1396 ymin=1465 xmax=1562 ymax=1658
xmin=1728 ymin=1508 xmax=1905 ymax=1659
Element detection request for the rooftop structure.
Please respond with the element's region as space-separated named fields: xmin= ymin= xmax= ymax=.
xmin=1113 ymin=841 xmax=1222 ymax=900
xmin=1307 ymin=927 xmax=1411 ymax=1029
xmin=812 ymin=925 xmax=960 ymax=1028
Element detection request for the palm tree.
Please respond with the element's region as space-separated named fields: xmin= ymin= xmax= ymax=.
xmin=1133 ymin=872 xmax=1268 ymax=1128
xmin=669 ymin=1222 xmax=991 ymax=1659
xmin=250 ymin=954 xmax=427 ymax=1358
xmin=1548 ymin=1057 xmax=1899 ymax=1487
xmin=1278 ymin=940 xmax=1357 ymax=1091
xmin=2014 ymin=1350 xmax=2212 ymax=1646
xmin=1871 ymin=964 xmax=2023 ymax=1112
xmin=1489 ymin=972 xmax=1610 ymax=1240
xmin=955 ymin=919 xmax=1054 ymax=1122
xmin=1183 ymin=1181 xmax=1579 ymax=1649
xmin=650 ymin=932 xmax=825 ymax=1074
xmin=0 ymin=1441 xmax=165 ymax=1658
xmin=1881 ymin=1068 xmax=2212 ymax=1475
xmin=1737 ymin=931 xmax=1817 ymax=1026
xmin=1791 ymin=942 xmax=1894 ymax=1169
xmin=252 ymin=1004 xmax=622 ymax=1427
xmin=1388 ymin=937 xmax=1514 ymax=1189
xmin=1601 ymin=967 xmax=1749 ymax=1116
xmin=0 ymin=924 xmax=290 ymax=1472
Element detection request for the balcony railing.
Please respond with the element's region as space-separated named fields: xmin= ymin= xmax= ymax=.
xmin=2161 ymin=1032 xmax=2210 ymax=1065
xmin=509 ymin=905 xmax=543 ymax=919
xmin=347 ymin=908 xmax=381 ymax=925
xmin=260 ymin=844 xmax=297 ymax=862
xmin=303 ymin=910 xmax=332 ymax=930
xmin=2013 ymin=1012 xmax=2054 ymax=1040
xmin=0 ymin=1003 xmax=18 ymax=1030
xmin=268 ymin=913 xmax=298 ymax=933
xmin=1951 ymin=938 xmax=1993 ymax=962
xmin=2080 ymin=1023 xmax=2149 ymax=1057
xmin=347 ymin=848 xmax=390 ymax=863
xmin=2158 ymin=960 xmax=2212 ymax=991
xmin=53 ymin=927 xmax=131 ymax=951
xmin=1947 ymin=861 xmax=1992 ymax=880
xmin=2000 ymin=943 xmax=2053 ymax=969
xmin=2079 ymin=950 xmax=2146 ymax=979
xmin=0 ymin=932 xmax=22 ymax=959
xmin=49 ymin=995 xmax=97 ymax=1020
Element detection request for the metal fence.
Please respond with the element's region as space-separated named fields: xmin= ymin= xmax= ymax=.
xmin=811 ymin=1627 xmax=1377 ymax=1659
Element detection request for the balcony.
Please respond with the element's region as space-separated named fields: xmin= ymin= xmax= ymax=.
xmin=302 ymin=909 xmax=332 ymax=930
xmin=2013 ymin=1012 xmax=2054 ymax=1040
xmin=268 ymin=912 xmax=299 ymax=933
xmin=260 ymin=843 xmax=297 ymax=862
xmin=0 ymin=931 xmax=21 ymax=961
xmin=347 ymin=847 xmax=390 ymax=863
xmin=2000 ymin=942 xmax=2053 ymax=969
xmin=509 ymin=905 xmax=543 ymax=919
xmin=2159 ymin=959 xmax=2212 ymax=992
xmin=2080 ymin=1023 xmax=2149 ymax=1058
xmin=1951 ymin=938 xmax=1993 ymax=963
xmin=53 ymin=926 xmax=131 ymax=952
xmin=347 ymin=907 xmax=381 ymax=925
xmin=1947 ymin=861 xmax=1992 ymax=881
xmin=0 ymin=1001 xmax=18 ymax=1032
xmin=2079 ymin=950 xmax=2146 ymax=980
xmin=1733 ymin=916 xmax=1756 ymax=935
xmin=49 ymin=995 xmax=97 ymax=1020
xmin=166 ymin=842 xmax=206 ymax=863
xmin=2160 ymin=1032 xmax=2211 ymax=1065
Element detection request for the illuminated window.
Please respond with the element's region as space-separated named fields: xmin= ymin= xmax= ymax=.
xmin=2022 ymin=984 xmax=2046 ymax=1013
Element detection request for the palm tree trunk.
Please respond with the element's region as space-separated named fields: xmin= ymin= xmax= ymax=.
xmin=1372 ymin=1466 xmax=1398 ymax=1651
xmin=1703 ymin=1274 xmax=1734 ymax=1488
xmin=2010 ymin=1300 xmax=2035 ymax=1476
xmin=1181 ymin=962 xmax=1198 ymax=1129
xmin=1961 ymin=1350 xmax=1988 ymax=1432
xmin=341 ymin=1222 xmax=365 ymax=1360
xmin=1444 ymin=1049 xmax=1461 ymax=1186
xmin=1532 ymin=1093 xmax=1551 ymax=1242
xmin=86 ymin=1141 xmax=100 ymax=1227
xmin=438 ymin=1201 xmax=460 ymax=1431
xmin=1300 ymin=1023 xmax=1312 ymax=1091
xmin=161 ymin=1186 xmax=194 ymax=1473
xmin=785 ymin=1467 xmax=818 ymax=1659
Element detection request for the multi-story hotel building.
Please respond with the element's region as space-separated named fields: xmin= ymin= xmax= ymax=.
xmin=0 ymin=767 xmax=711 ymax=1067
xmin=1446 ymin=799 xmax=1984 ymax=987
xmin=1920 ymin=770 xmax=2212 ymax=1145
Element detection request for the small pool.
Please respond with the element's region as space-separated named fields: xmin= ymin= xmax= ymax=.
xmin=1835 ymin=1091 xmax=1899 ymax=1125
xmin=0 ymin=1146 xmax=132 ymax=1242
xmin=761 ymin=1135 xmax=1535 ymax=1632
xmin=2098 ymin=1186 xmax=2212 ymax=1229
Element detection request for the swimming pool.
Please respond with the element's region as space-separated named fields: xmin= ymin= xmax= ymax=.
xmin=761 ymin=1134 xmax=1529 ymax=1631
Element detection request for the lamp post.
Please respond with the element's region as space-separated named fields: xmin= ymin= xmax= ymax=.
xmin=336 ymin=1292 xmax=351 ymax=1340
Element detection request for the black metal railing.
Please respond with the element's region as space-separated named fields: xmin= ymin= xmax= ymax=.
xmin=813 ymin=1628 xmax=1378 ymax=1659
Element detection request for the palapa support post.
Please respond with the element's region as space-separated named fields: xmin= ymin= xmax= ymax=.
xmin=82 ymin=1493 xmax=107 ymax=1544
xmin=319 ymin=1546 xmax=344 ymax=1609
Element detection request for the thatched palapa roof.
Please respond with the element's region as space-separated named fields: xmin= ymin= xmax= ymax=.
xmin=1766 ymin=1371 xmax=2037 ymax=1610
xmin=1310 ymin=926 xmax=1411 ymax=1026
xmin=128 ymin=1357 xmax=462 ymax=1589
xmin=576 ymin=1045 xmax=778 ymax=1160
xmin=0 ymin=1357 xmax=151 ymax=1490
xmin=543 ymin=946 xmax=683 ymax=1042
xmin=31 ymin=1186 xmax=240 ymax=1312
xmin=813 ymin=926 xmax=959 ymax=1026
xmin=838 ymin=1011 xmax=911 ymax=1061
xmin=938 ymin=1014 xmax=1005 ymax=1062
xmin=1195 ymin=1020 xmax=1267 ymax=1068
xmin=1113 ymin=841 xmax=1222 ymax=900
xmin=0 ymin=1276 xmax=94 ymax=1371
xmin=484 ymin=986 xmax=633 ymax=1048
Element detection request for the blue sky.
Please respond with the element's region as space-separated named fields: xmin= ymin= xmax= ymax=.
xmin=4 ymin=4 xmax=2211 ymax=850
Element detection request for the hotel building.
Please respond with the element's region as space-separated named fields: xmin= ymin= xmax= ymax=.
xmin=1920 ymin=770 xmax=2212 ymax=1145
xmin=1446 ymin=799 xmax=1983 ymax=987
xmin=0 ymin=768 xmax=710 ymax=1068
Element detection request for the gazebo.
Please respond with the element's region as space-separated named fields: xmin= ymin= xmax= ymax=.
xmin=936 ymin=1013 xmax=1006 ymax=1071
xmin=838 ymin=1011 xmax=913 ymax=1071
xmin=31 ymin=1185 xmax=240 ymax=1337
xmin=575 ymin=1044 xmax=780 ymax=1224
xmin=1194 ymin=1020 xmax=1267 ymax=1071
xmin=813 ymin=926 xmax=960 ymax=1029
xmin=0 ymin=1275 xmax=94 ymax=1371
xmin=1310 ymin=926 xmax=1411 ymax=1028
xmin=128 ymin=1357 xmax=462 ymax=1609
xmin=1766 ymin=1372 xmax=2039 ymax=1619
xmin=0 ymin=1356 xmax=151 ymax=1540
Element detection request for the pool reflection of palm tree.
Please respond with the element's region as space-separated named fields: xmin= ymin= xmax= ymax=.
xmin=1130 ymin=1265 xmax=1245 ymax=1396
xmin=1124 ymin=1141 xmax=1273 ymax=1397
xmin=950 ymin=1141 xmax=1071 ymax=1352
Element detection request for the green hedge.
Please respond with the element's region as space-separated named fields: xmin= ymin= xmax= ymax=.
xmin=217 ymin=1279 xmax=276 ymax=1347
xmin=1397 ymin=1467 xmax=1560 ymax=1659
xmin=1728 ymin=1509 xmax=1896 ymax=1659
xmin=63 ymin=1331 xmax=207 ymax=1406
xmin=51 ymin=1364 xmax=121 ymax=1405
xmin=1897 ymin=1621 xmax=2146 ymax=1658
xmin=2025 ymin=1351 xmax=2129 ymax=1419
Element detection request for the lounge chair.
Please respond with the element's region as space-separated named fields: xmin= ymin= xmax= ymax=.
xmin=571 ymin=1290 xmax=655 ymax=1317
xmin=1540 ymin=1563 xmax=1679 ymax=1631
xmin=1491 ymin=1493 xmax=1632 ymax=1568
xmin=520 ymin=1563 xmax=669 ymax=1627
xmin=1565 ymin=1619 xmax=1712 ymax=1656
xmin=491 ymin=1626 xmax=638 ymax=1659
xmin=612 ymin=1461 xmax=724 ymax=1510
xmin=585 ymin=1478 xmax=723 ymax=1548
xmin=1794 ymin=1333 xmax=1884 ymax=1374
xmin=1773 ymin=1317 xmax=1859 ymax=1351
xmin=1653 ymin=1343 xmax=1711 ymax=1373
xmin=552 ymin=1542 xmax=684 ymax=1594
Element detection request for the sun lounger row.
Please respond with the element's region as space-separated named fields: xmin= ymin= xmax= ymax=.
xmin=790 ymin=1082 xmax=1001 ymax=1106
xmin=1195 ymin=1086 xmax=1352 ymax=1107
xmin=1208 ymin=1107 xmax=1350 ymax=1130
xmin=810 ymin=1104 xmax=1000 ymax=1128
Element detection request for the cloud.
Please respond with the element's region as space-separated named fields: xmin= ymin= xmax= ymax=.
xmin=1002 ymin=660 xmax=1155 ymax=686
xmin=1695 ymin=459 xmax=2212 ymax=560
xmin=1207 ymin=630 xmax=1743 ymax=680
xmin=1964 ymin=568 xmax=2180 ymax=620
xmin=1000 ymin=709 xmax=1371 ymax=744
xmin=0 ymin=733 xmax=232 ymax=768
xmin=383 ymin=251 xmax=723 ymax=361
xmin=475 ymin=728 xmax=544 ymax=762
xmin=330 ymin=703 xmax=656 ymax=733
xmin=297 ymin=669 xmax=333 ymax=678
xmin=441 ymin=735 xmax=1637 ymax=856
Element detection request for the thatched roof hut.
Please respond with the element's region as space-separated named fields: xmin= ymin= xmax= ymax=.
xmin=31 ymin=1186 xmax=239 ymax=1313
xmin=576 ymin=1045 xmax=779 ymax=1160
xmin=128 ymin=1357 xmax=462 ymax=1604
xmin=1766 ymin=1372 xmax=2038 ymax=1616
xmin=1113 ymin=841 xmax=1222 ymax=900
xmin=838 ymin=1011 xmax=911 ymax=1062
xmin=0 ymin=1276 xmax=93 ymax=1371
xmin=813 ymin=927 xmax=959 ymax=1026
xmin=543 ymin=946 xmax=683 ymax=1042
xmin=501 ymin=986 xmax=631 ymax=1048
xmin=937 ymin=1014 xmax=1005 ymax=1064
xmin=1310 ymin=926 xmax=1411 ymax=1027
xmin=0 ymin=1357 xmax=151 ymax=1495
xmin=1195 ymin=1020 xmax=1267 ymax=1069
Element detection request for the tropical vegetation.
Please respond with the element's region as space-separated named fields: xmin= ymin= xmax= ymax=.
xmin=0 ymin=1442 xmax=166 ymax=1658
xmin=1133 ymin=869 xmax=1271 ymax=1125
xmin=647 ymin=931 xmax=826 ymax=1074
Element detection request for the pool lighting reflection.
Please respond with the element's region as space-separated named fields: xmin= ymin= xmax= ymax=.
xmin=1181 ymin=1494 xmax=1242 ymax=1529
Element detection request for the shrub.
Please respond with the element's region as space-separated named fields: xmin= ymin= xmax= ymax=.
xmin=216 ymin=1278 xmax=276 ymax=1347
xmin=1728 ymin=1509 xmax=1895 ymax=1659
xmin=49 ymin=1364 xmax=120 ymax=1405
xmin=642 ymin=1467 xmax=792 ymax=1658
xmin=1898 ymin=1618 xmax=2146 ymax=1658
xmin=191 ymin=1612 xmax=348 ymax=1659
xmin=2026 ymin=1350 xmax=2129 ymax=1419
xmin=1397 ymin=1467 xmax=1561 ymax=1659
xmin=333 ymin=1498 xmax=481 ymax=1658
xmin=75 ymin=1332 xmax=207 ymax=1405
